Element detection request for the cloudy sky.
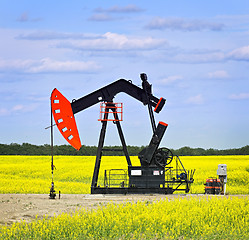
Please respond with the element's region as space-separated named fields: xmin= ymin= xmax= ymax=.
xmin=1 ymin=0 xmax=249 ymax=150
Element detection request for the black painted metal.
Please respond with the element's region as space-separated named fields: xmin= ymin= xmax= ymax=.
xmin=71 ymin=79 xmax=165 ymax=114
xmin=141 ymin=73 xmax=156 ymax=133
xmin=90 ymin=100 xmax=194 ymax=195
xmin=49 ymin=99 xmax=56 ymax=199
xmin=129 ymin=166 xmax=165 ymax=188
xmin=91 ymin=110 xmax=109 ymax=190
xmin=92 ymin=187 xmax=174 ymax=194
xmin=91 ymin=103 xmax=131 ymax=194
xmin=60 ymin=74 xmax=194 ymax=195
xmin=111 ymin=105 xmax=131 ymax=167
xmin=138 ymin=122 xmax=168 ymax=166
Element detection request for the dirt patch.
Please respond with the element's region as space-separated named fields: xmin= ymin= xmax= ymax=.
xmin=0 ymin=193 xmax=243 ymax=226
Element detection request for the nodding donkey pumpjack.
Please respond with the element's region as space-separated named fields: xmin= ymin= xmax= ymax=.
xmin=50 ymin=73 xmax=194 ymax=194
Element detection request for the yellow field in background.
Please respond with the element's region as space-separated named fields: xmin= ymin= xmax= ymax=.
xmin=0 ymin=155 xmax=248 ymax=194
xmin=0 ymin=155 xmax=249 ymax=239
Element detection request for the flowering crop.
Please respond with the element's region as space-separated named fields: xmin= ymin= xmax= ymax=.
xmin=181 ymin=155 xmax=249 ymax=194
xmin=0 ymin=196 xmax=248 ymax=239
xmin=0 ymin=155 xmax=248 ymax=194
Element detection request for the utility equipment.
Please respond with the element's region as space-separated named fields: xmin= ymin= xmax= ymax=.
xmin=204 ymin=164 xmax=227 ymax=195
xmin=204 ymin=178 xmax=221 ymax=195
xmin=217 ymin=164 xmax=227 ymax=195
xmin=50 ymin=73 xmax=194 ymax=194
xmin=47 ymin=105 xmax=56 ymax=199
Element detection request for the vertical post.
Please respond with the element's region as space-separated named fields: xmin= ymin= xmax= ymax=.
xmin=141 ymin=73 xmax=156 ymax=133
xmin=112 ymin=108 xmax=132 ymax=167
xmin=91 ymin=107 xmax=110 ymax=192
xmin=147 ymin=104 xmax=156 ymax=133
xmin=49 ymin=102 xmax=56 ymax=199
xmin=217 ymin=164 xmax=227 ymax=195
xmin=51 ymin=106 xmax=54 ymax=180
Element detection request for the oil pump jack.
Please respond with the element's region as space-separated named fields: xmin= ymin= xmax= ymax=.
xmin=50 ymin=73 xmax=194 ymax=194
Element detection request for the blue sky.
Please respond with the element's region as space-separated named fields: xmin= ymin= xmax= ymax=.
xmin=0 ymin=0 xmax=249 ymax=150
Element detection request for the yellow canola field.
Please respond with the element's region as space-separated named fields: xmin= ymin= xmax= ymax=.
xmin=0 ymin=155 xmax=248 ymax=194
xmin=0 ymin=196 xmax=249 ymax=239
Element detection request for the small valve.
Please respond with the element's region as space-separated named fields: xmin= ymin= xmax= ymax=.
xmin=49 ymin=181 xmax=56 ymax=199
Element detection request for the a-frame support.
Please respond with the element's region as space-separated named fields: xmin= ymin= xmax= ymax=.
xmin=91 ymin=102 xmax=131 ymax=193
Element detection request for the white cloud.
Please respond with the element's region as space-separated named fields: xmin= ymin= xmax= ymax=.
xmin=174 ymin=51 xmax=226 ymax=63
xmin=208 ymin=70 xmax=229 ymax=79
xmin=0 ymin=59 xmax=35 ymax=71
xmin=0 ymin=58 xmax=100 ymax=73
xmin=12 ymin=105 xmax=24 ymax=111
xmin=228 ymin=45 xmax=249 ymax=61
xmin=28 ymin=58 xmax=100 ymax=73
xmin=0 ymin=108 xmax=8 ymax=116
xmin=186 ymin=94 xmax=204 ymax=105
xmin=89 ymin=5 xmax=144 ymax=21
xmin=146 ymin=17 xmax=224 ymax=31
xmin=158 ymin=45 xmax=249 ymax=64
xmin=88 ymin=13 xmax=114 ymax=21
xmin=17 ymin=31 xmax=102 ymax=40
xmin=16 ymin=12 xmax=42 ymax=22
xmin=17 ymin=12 xmax=29 ymax=22
xmin=58 ymin=32 xmax=167 ymax=51
xmin=156 ymin=48 xmax=226 ymax=64
xmin=94 ymin=5 xmax=144 ymax=13
xmin=0 ymin=104 xmax=39 ymax=116
xmin=229 ymin=93 xmax=249 ymax=100
xmin=158 ymin=75 xmax=183 ymax=85
xmin=14 ymin=29 xmax=249 ymax=64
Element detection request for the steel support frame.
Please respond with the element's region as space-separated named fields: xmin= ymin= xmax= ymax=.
xmin=92 ymin=186 xmax=174 ymax=195
xmin=91 ymin=103 xmax=131 ymax=194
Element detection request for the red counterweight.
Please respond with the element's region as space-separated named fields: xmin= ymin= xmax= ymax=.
xmin=51 ymin=88 xmax=82 ymax=150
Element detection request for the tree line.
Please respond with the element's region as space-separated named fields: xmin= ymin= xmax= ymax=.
xmin=0 ymin=143 xmax=249 ymax=156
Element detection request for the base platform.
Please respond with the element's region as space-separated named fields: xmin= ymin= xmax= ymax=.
xmin=91 ymin=187 xmax=174 ymax=194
